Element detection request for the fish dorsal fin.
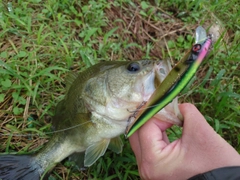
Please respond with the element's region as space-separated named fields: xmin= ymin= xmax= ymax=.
xmin=108 ymin=136 xmax=123 ymax=154
xmin=65 ymin=71 xmax=78 ymax=92
xmin=84 ymin=139 xmax=110 ymax=167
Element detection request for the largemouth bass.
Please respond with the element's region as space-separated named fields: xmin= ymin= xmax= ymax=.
xmin=126 ymin=27 xmax=212 ymax=137
xmin=0 ymin=60 xmax=182 ymax=179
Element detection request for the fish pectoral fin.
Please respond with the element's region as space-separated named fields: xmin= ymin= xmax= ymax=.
xmin=108 ymin=136 xmax=123 ymax=154
xmin=68 ymin=152 xmax=85 ymax=170
xmin=84 ymin=139 xmax=110 ymax=167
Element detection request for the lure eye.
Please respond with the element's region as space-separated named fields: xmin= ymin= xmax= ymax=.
xmin=192 ymin=44 xmax=201 ymax=53
xmin=127 ymin=62 xmax=140 ymax=72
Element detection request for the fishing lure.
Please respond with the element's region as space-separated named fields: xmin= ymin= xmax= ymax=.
xmin=126 ymin=26 xmax=212 ymax=137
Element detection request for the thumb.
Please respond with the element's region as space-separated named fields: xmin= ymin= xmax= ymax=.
xmin=179 ymin=103 xmax=217 ymax=144
xmin=179 ymin=103 xmax=240 ymax=167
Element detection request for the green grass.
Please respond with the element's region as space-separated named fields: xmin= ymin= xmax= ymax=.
xmin=0 ymin=0 xmax=239 ymax=179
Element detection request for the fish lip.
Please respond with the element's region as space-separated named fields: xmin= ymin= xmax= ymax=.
xmin=139 ymin=61 xmax=170 ymax=103
xmin=153 ymin=61 xmax=168 ymax=87
xmin=138 ymin=71 xmax=155 ymax=102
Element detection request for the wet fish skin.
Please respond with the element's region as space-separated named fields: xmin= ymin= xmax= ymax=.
xmin=0 ymin=60 xmax=181 ymax=180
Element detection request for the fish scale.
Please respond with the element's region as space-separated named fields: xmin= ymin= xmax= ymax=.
xmin=0 ymin=60 xmax=181 ymax=179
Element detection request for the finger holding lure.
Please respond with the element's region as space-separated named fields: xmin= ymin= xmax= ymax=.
xmin=126 ymin=26 xmax=213 ymax=137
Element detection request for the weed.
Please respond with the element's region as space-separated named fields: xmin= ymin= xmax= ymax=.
xmin=0 ymin=0 xmax=239 ymax=179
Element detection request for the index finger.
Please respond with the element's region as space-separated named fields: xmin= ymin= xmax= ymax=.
xmin=129 ymin=118 xmax=172 ymax=163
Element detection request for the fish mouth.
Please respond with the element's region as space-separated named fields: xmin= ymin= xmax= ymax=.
xmin=152 ymin=61 xmax=183 ymax=125
xmin=139 ymin=61 xmax=171 ymax=103
xmin=154 ymin=73 xmax=161 ymax=89
xmin=153 ymin=60 xmax=170 ymax=89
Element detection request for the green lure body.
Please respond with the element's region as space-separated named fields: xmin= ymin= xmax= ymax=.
xmin=126 ymin=33 xmax=212 ymax=137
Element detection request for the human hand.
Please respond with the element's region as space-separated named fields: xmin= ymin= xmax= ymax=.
xmin=129 ymin=103 xmax=240 ymax=180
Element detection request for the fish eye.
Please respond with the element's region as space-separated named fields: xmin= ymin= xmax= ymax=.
xmin=127 ymin=62 xmax=140 ymax=72
xmin=192 ymin=44 xmax=201 ymax=53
